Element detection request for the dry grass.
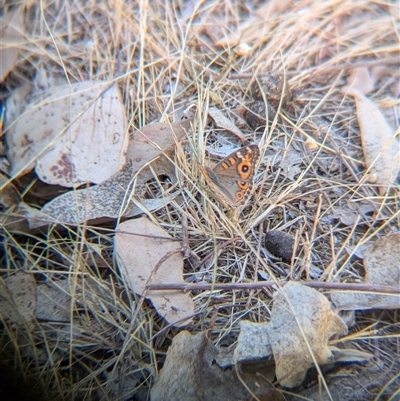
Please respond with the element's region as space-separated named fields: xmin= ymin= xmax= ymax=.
xmin=1 ymin=0 xmax=399 ymax=400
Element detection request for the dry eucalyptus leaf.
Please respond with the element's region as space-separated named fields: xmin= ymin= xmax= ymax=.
xmin=0 ymin=8 xmax=23 ymax=82
xmin=151 ymin=331 xmax=285 ymax=401
xmin=267 ymin=282 xmax=348 ymax=388
xmin=208 ymin=107 xmax=246 ymax=143
xmin=11 ymin=202 xmax=54 ymax=230
xmin=123 ymin=195 xmax=179 ymax=218
xmin=0 ymin=202 xmax=34 ymax=232
xmin=331 ymin=233 xmax=400 ymax=310
xmin=342 ymin=68 xmax=399 ymax=194
xmin=234 ymin=320 xmax=273 ymax=363
xmin=278 ymin=150 xmax=302 ymax=180
xmin=127 ymin=119 xmax=192 ymax=184
xmin=343 ymin=68 xmax=375 ymax=95
xmin=331 ymin=201 xmax=376 ymax=226
xmin=7 ymin=80 xmax=128 ymax=186
xmin=115 ymin=217 xmax=194 ymax=327
xmin=35 ymin=283 xmax=71 ymax=322
xmin=0 ymin=271 xmax=37 ymax=327
xmin=26 ymin=186 xmax=178 ymax=228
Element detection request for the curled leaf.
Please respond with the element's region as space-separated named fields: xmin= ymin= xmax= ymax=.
xmin=208 ymin=107 xmax=246 ymax=143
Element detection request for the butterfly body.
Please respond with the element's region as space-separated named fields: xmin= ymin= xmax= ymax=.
xmin=201 ymin=144 xmax=260 ymax=207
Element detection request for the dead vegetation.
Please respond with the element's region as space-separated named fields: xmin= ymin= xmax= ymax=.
xmin=1 ymin=1 xmax=399 ymax=400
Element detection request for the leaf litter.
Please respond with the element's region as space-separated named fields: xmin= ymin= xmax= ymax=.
xmin=341 ymin=67 xmax=400 ymax=194
xmin=1 ymin=1 xmax=399 ymax=400
xmin=6 ymin=80 xmax=128 ymax=187
xmin=20 ymin=119 xmax=191 ymax=228
xmin=151 ymin=330 xmax=285 ymax=401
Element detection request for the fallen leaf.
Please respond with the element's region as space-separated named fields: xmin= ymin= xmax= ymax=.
xmin=208 ymin=107 xmax=246 ymax=143
xmin=151 ymin=331 xmax=286 ymax=401
xmin=267 ymin=282 xmax=348 ymax=388
xmin=234 ymin=320 xmax=273 ymax=363
xmin=234 ymin=283 xmax=368 ymax=389
xmin=331 ymin=201 xmax=376 ymax=226
xmin=24 ymin=120 xmax=191 ymax=227
xmin=115 ymin=217 xmax=194 ymax=327
xmin=127 ymin=119 xmax=192 ymax=183
xmin=0 ymin=202 xmax=33 ymax=232
xmin=343 ymin=68 xmax=375 ymax=95
xmin=6 ymin=80 xmax=128 ymax=187
xmin=35 ymin=282 xmax=71 ymax=322
xmin=278 ymin=150 xmax=302 ymax=180
xmin=0 ymin=271 xmax=37 ymax=327
xmin=342 ymin=68 xmax=400 ymax=194
xmin=331 ymin=233 xmax=400 ymax=310
xmin=0 ymin=8 xmax=23 ymax=82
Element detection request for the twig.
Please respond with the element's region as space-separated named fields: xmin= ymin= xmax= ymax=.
xmin=147 ymin=281 xmax=400 ymax=295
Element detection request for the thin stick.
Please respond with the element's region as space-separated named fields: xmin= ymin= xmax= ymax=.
xmin=147 ymin=281 xmax=400 ymax=295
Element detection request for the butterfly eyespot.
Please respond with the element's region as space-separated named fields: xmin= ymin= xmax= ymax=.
xmin=241 ymin=165 xmax=249 ymax=172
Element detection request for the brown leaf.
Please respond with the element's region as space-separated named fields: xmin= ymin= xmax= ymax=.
xmin=127 ymin=119 xmax=192 ymax=184
xmin=267 ymin=282 xmax=348 ymax=388
xmin=115 ymin=217 xmax=194 ymax=327
xmin=208 ymin=107 xmax=246 ymax=143
xmin=331 ymin=233 xmax=400 ymax=310
xmin=127 ymin=119 xmax=191 ymax=171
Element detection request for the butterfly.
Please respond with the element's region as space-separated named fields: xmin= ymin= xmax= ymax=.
xmin=200 ymin=144 xmax=260 ymax=207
